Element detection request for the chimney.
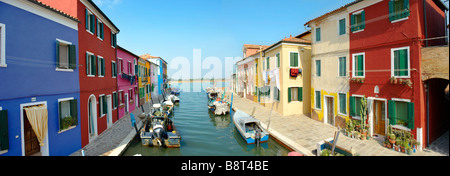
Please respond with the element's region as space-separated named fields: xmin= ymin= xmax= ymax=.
xmin=290 ymin=35 xmax=292 ymax=38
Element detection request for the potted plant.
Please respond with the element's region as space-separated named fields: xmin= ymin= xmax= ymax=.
xmin=389 ymin=133 xmax=396 ymax=145
xmin=390 ymin=76 xmax=397 ymax=84
xmin=398 ymin=78 xmax=403 ymax=84
xmin=406 ymin=145 xmax=413 ymax=155
xmin=404 ymin=79 xmax=413 ymax=88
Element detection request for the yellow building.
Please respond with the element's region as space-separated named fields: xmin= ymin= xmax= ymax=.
xmin=137 ymin=58 xmax=150 ymax=106
xmin=256 ymin=34 xmax=312 ymax=116
xmin=305 ymin=5 xmax=350 ymax=128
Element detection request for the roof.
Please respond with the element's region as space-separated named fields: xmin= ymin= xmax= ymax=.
xmin=304 ymin=0 xmax=363 ymax=26
xmin=295 ymin=30 xmax=311 ymax=39
xmin=27 ymin=0 xmax=80 ymax=23
xmin=243 ymin=44 xmax=269 ymax=49
xmin=140 ymin=53 xmax=167 ymax=65
xmin=262 ymin=35 xmax=311 ymax=53
xmin=117 ymin=45 xmax=139 ymax=58
xmin=86 ymin=0 xmax=120 ymax=32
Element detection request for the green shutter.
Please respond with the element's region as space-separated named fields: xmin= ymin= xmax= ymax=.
xmin=91 ymin=55 xmax=96 ymax=76
xmin=97 ymin=56 xmax=100 ymax=76
xmin=399 ymin=49 xmax=408 ymax=76
xmin=0 ymin=110 xmax=9 ymax=150
xmin=90 ymin=14 xmax=95 ymax=33
xmin=316 ymin=28 xmax=321 ymax=41
xmin=361 ymin=11 xmax=365 ymax=29
xmin=357 ymin=55 xmax=364 ymax=76
xmin=407 ymin=102 xmax=414 ymax=129
xmin=394 ymin=50 xmax=400 ymax=76
xmin=339 ymin=19 xmax=346 ymax=35
xmin=70 ymin=99 xmax=78 ymax=126
xmin=298 ymin=87 xmax=303 ymax=101
xmin=349 ymin=96 xmax=355 ymax=116
xmin=111 ymin=62 xmax=115 ymax=77
xmin=389 ymin=0 xmax=394 ymax=21
xmin=69 ymin=45 xmax=76 ymax=69
xmin=100 ymin=23 xmax=104 ymax=39
xmin=85 ymin=9 xmax=89 ymax=29
xmin=86 ymin=53 xmax=89 ymax=75
xmin=56 ymin=41 xmax=60 ymax=68
xmin=316 ymin=60 xmax=321 ymax=76
xmin=58 ymin=101 xmax=63 ymax=129
xmin=102 ymin=59 xmax=105 ymax=76
xmin=111 ymin=32 xmax=114 ymax=46
xmin=350 ymin=14 xmax=355 ymax=32
xmin=276 ymin=53 xmax=280 ymax=68
xmin=103 ymin=96 xmax=107 ymax=116
xmin=404 ymin=0 xmax=410 ymax=17
xmin=290 ymin=53 xmax=294 ymax=67
xmin=388 ymin=100 xmax=397 ymax=125
xmin=288 ymin=88 xmax=291 ymax=103
xmin=294 ymin=53 xmax=299 ymax=67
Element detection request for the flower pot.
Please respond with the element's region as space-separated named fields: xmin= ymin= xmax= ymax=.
xmin=407 ymin=149 xmax=413 ymax=155
xmin=394 ymin=145 xmax=399 ymax=151
xmin=398 ymin=79 xmax=403 ymax=84
xmin=383 ymin=143 xmax=387 ymax=147
xmin=389 ymin=138 xmax=396 ymax=145
xmin=393 ymin=79 xmax=398 ymax=84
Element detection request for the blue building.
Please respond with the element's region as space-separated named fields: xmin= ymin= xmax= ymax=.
xmin=0 ymin=0 xmax=81 ymax=156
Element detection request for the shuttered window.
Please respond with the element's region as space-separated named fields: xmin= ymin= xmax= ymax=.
xmin=97 ymin=56 xmax=105 ymax=77
xmin=97 ymin=20 xmax=104 ymax=40
xmin=276 ymin=53 xmax=280 ymax=68
xmin=86 ymin=52 xmax=96 ymax=76
xmin=388 ymin=100 xmax=414 ymax=129
xmin=349 ymin=96 xmax=364 ymax=117
xmin=58 ymin=99 xmax=78 ymax=131
xmin=111 ymin=61 xmax=117 ymax=78
xmin=315 ymin=60 xmax=321 ymax=76
xmin=338 ymin=93 xmax=347 ymax=115
xmin=353 ymin=53 xmax=364 ymax=77
xmin=112 ymin=92 xmax=118 ymax=109
xmin=315 ymin=90 xmax=321 ymax=109
xmin=339 ymin=18 xmax=346 ymax=35
xmin=392 ymin=47 xmax=409 ymax=77
xmin=56 ymin=40 xmax=76 ymax=70
xmin=0 ymin=110 xmax=9 ymax=151
xmin=290 ymin=52 xmax=299 ymax=67
xmin=85 ymin=8 xmax=95 ymax=34
xmin=350 ymin=11 xmax=365 ymax=32
xmin=315 ymin=27 xmax=321 ymax=42
xmin=389 ymin=0 xmax=410 ymax=21
xmin=339 ymin=57 xmax=346 ymax=77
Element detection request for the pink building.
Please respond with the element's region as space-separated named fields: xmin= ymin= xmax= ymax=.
xmin=117 ymin=46 xmax=139 ymax=119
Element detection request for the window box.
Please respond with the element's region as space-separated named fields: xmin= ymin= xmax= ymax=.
xmin=350 ymin=78 xmax=365 ymax=83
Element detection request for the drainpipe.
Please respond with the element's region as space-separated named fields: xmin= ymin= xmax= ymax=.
xmin=423 ymin=0 xmax=428 ymax=47
xmin=426 ymin=82 xmax=430 ymax=147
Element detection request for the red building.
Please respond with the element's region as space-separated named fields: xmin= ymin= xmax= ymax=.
xmin=348 ymin=0 xmax=447 ymax=149
xmin=39 ymin=0 xmax=120 ymax=147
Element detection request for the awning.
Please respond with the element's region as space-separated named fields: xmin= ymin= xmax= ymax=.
xmin=24 ymin=106 xmax=48 ymax=146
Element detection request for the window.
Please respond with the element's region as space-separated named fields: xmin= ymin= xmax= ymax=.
xmin=315 ymin=60 xmax=321 ymax=76
xmin=86 ymin=52 xmax=96 ymax=76
xmin=352 ymin=53 xmax=365 ymax=77
xmin=276 ymin=53 xmax=280 ymax=68
xmin=118 ymin=91 xmax=124 ymax=105
xmin=350 ymin=10 xmax=365 ymax=32
xmin=56 ymin=40 xmax=76 ymax=70
xmin=288 ymin=87 xmax=303 ymax=102
xmin=338 ymin=57 xmax=346 ymax=77
xmin=339 ymin=18 xmax=346 ymax=35
xmin=97 ymin=19 xmax=104 ymax=40
xmin=112 ymin=92 xmax=118 ymax=109
xmin=111 ymin=61 xmax=117 ymax=78
xmin=58 ymin=98 xmax=78 ymax=131
xmin=350 ymin=96 xmax=363 ymax=117
xmin=111 ymin=32 xmax=117 ymax=48
xmin=290 ymin=52 xmax=299 ymax=67
xmin=128 ymin=61 xmax=133 ymax=75
xmin=266 ymin=57 xmax=270 ymax=70
xmin=0 ymin=23 xmax=5 ymax=67
xmin=389 ymin=0 xmax=410 ymax=22
xmin=99 ymin=95 xmax=106 ymax=117
xmin=97 ymin=56 xmax=105 ymax=77
xmin=118 ymin=58 xmax=123 ymax=74
xmin=338 ymin=93 xmax=347 ymax=115
xmin=388 ymin=99 xmax=414 ymax=129
xmin=315 ymin=27 xmax=321 ymax=42
xmin=391 ymin=47 xmax=410 ymax=78
xmin=129 ymin=89 xmax=134 ymax=101
xmin=315 ymin=90 xmax=321 ymax=109
xmin=85 ymin=9 xmax=95 ymax=34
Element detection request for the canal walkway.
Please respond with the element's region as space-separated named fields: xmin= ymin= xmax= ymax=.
xmin=229 ymin=93 xmax=447 ymax=156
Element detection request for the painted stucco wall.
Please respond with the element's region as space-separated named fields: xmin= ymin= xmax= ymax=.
xmin=309 ymin=9 xmax=350 ymax=125
xmin=117 ymin=47 xmax=138 ymax=119
xmin=0 ymin=1 xmax=81 ymax=156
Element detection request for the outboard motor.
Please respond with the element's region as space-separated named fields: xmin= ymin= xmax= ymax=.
xmin=152 ymin=124 xmax=165 ymax=146
xmin=255 ymin=128 xmax=261 ymax=146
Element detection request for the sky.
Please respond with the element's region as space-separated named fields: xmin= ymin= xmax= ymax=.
xmin=93 ymin=0 xmax=449 ymax=79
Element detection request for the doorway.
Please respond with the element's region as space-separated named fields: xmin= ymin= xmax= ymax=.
xmin=373 ymin=100 xmax=386 ymax=136
xmin=107 ymin=95 xmax=113 ymax=127
xmin=88 ymin=95 xmax=97 ymax=141
xmin=20 ymin=102 xmax=49 ymax=156
xmin=125 ymin=93 xmax=129 ymax=114
xmin=324 ymin=96 xmax=335 ymax=126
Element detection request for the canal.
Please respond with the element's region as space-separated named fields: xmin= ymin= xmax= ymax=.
xmin=121 ymin=91 xmax=291 ymax=156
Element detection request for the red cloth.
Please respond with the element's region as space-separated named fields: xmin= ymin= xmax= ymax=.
xmin=288 ymin=152 xmax=304 ymax=156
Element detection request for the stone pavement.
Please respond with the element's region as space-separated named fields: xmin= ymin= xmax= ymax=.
xmin=229 ymin=93 xmax=447 ymax=156
xmin=70 ymin=104 xmax=148 ymax=156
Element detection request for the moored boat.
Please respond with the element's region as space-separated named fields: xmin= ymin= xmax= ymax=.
xmin=140 ymin=103 xmax=181 ymax=147
xmin=232 ymin=110 xmax=269 ymax=145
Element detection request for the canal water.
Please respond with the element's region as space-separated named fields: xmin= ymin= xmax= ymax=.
xmin=121 ymin=91 xmax=291 ymax=156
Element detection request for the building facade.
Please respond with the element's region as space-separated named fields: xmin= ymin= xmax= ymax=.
xmin=117 ymin=46 xmax=138 ymax=119
xmin=137 ymin=58 xmax=148 ymax=106
xmin=347 ymin=0 xmax=447 ymax=149
xmin=306 ymin=5 xmax=351 ymax=128
xmin=0 ymin=0 xmax=81 ymax=156
xmin=39 ymin=0 xmax=121 ymax=147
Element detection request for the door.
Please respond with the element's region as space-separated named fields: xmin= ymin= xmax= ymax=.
xmin=325 ymin=97 xmax=334 ymax=126
xmin=23 ymin=109 xmax=40 ymax=156
xmin=374 ymin=100 xmax=386 ymax=135
xmin=107 ymin=95 xmax=112 ymax=127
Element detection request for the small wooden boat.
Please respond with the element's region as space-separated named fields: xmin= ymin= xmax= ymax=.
xmin=232 ymin=110 xmax=269 ymax=145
